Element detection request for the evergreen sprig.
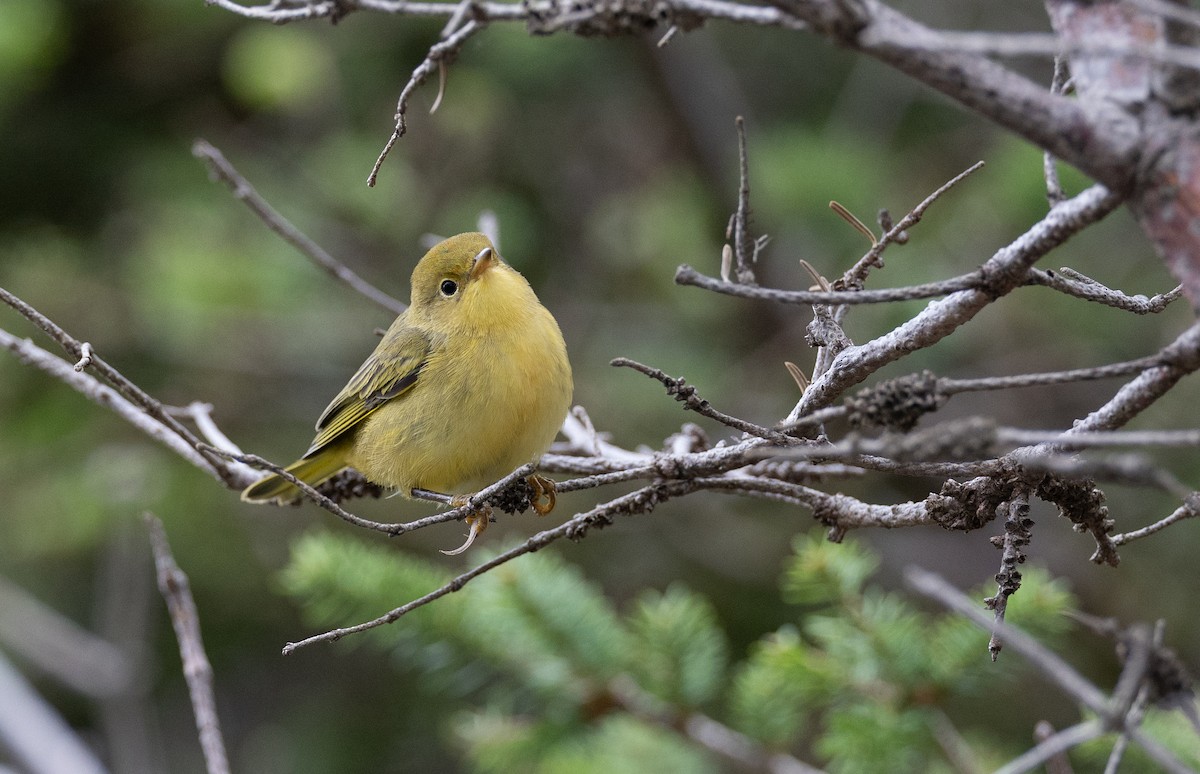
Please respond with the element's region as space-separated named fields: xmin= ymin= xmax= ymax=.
xmin=280 ymin=530 xmax=1192 ymax=772
xmin=626 ymin=584 xmax=728 ymax=709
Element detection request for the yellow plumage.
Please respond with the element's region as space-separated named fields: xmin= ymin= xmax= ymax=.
xmin=241 ymin=232 xmax=573 ymax=507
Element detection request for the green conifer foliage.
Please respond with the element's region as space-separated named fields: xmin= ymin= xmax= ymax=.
xmin=281 ymin=530 xmax=1193 ymax=771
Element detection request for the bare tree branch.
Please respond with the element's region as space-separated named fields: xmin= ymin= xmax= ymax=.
xmin=144 ymin=514 xmax=231 ymax=774
xmin=841 ymin=160 xmax=986 ymax=289
xmin=0 ymin=288 xmax=241 ymax=486
xmin=608 ymin=676 xmax=829 ymax=774
xmin=0 ymin=577 xmax=131 ymax=701
xmin=611 ymin=357 xmax=795 ymax=442
xmin=906 ymin=567 xmax=1196 ymax=774
xmin=0 ymin=328 xmax=239 ymax=485
xmin=771 ymin=1 xmax=1140 ymax=191
xmin=730 ymin=115 xmax=760 ymax=284
xmin=193 ymin=139 xmax=406 ymax=314
xmin=1112 ymin=499 xmax=1200 ymax=547
xmin=985 ymin=488 xmax=1032 ymax=659
xmin=790 ymin=184 xmax=1124 ymax=420
xmin=204 ymin=0 xmax=801 ymax=29
xmin=0 ymin=651 xmax=109 ymax=774
xmin=1028 ymin=268 xmax=1184 ymax=313
xmin=994 ymin=720 xmax=1106 ymax=774
xmin=368 ymin=20 xmax=482 ymax=186
xmin=282 ymin=480 xmax=699 ymax=653
xmin=198 ymin=0 xmax=1200 ymax=304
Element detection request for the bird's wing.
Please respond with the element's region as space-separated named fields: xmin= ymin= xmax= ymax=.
xmin=303 ymin=327 xmax=431 ymax=458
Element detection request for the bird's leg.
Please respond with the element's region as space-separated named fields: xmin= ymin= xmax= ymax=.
xmin=527 ymin=474 xmax=557 ymax=516
xmin=411 ymin=487 xmax=455 ymax=505
xmin=440 ymin=493 xmax=493 ymax=556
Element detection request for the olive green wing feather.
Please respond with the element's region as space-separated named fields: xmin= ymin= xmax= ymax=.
xmin=303 ymin=328 xmax=432 ymax=458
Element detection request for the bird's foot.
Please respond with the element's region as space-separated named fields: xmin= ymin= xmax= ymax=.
xmin=440 ymin=495 xmax=492 ymax=556
xmin=527 ymin=474 xmax=557 ymax=516
xmin=439 ymin=494 xmax=489 ymax=554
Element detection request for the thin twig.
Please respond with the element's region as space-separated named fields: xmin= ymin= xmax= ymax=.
xmin=901 ymin=29 xmax=1200 ymax=71
xmin=1128 ymin=0 xmax=1200 ymax=29
xmin=214 ymin=445 xmax=541 ymax=535
xmin=906 ymin=567 xmax=1197 ymax=774
xmin=1029 ymin=269 xmax=1183 ymax=313
xmin=144 ymin=514 xmax=231 ymax=774
xmin=1104 ymin=621 xmax=1165 ymax=774
xmin=1104 ymin=624 xmax=1153 ymax=773
xmin=731 ymin=115 xmax=758 ymax=284
xmin=790 ymin=185 xmax=1124 ymax=421
xmin=439 ymin=0 xmax=477 ymax=35
xmin=929 ymin=710 xmax=985 ymax=774
xmin=554 ymin=408 xmax=656 ymax=465
xmin=1043 ymin=56 xmax=1071 ymax=207
xmin=0 ymin=288 xmax=240 ymax=486
xmin=941 ymin=355 xmax=1165 ymax=393
xmin=993 ymin=720 xmax=1105 ymax=774
xmin=207 ymin=445 xmax=410 ymax=532
xmin=677 ymin=263 xmax=996 ymax=305
xmin=0 ymin=650 xmax=109 ymax=774
xmin=0 ymin=326 xmax=236 ymax=485
xmin=608 ymin=676 xmax=828 ymax=774
xmin=204 ymin=0 xmax=802 ymax=29
xmin=73 ymin=341 xmax=93 ymax=372
xmin=611 ymin=357 xmax=795 ymax=443
xmin=210 ymin=0 xmax=1143 ymax=197
xmin=1077 ymin=322 xmax=1200 ymax=431
xmin=368 ymin=21 xmax=482 ymax=187
xmin=283 ymin=481 xmax=697 ymax=653
xmin=1033 ymin=721 xmax=1076 ymax=774
xmin=173 ymin=402 xmax=261 ymax=482
xmin=0 ymin=576 xmax=132 ymax=700
xmin=908 ymin=566 xmax=1108 ymax=712
xmin=554 ymin=465 xmax=661 ymax=493
xmin=192 ymin=139 xmax=406 ymax=314
xmin=681 ymin=262 xmax=1184 ymax=315
xmin=1111 ymin=500 xmax=1200 ymax=547
xmin=841 ymin=161 xmax=986 ymax=289
xmin=986 ymin=488 xmax=1032 ymax=660
xmin=998 ymin=428 xmax=1200 ymax=449
xmin=1013 ymin=450 xmax=1192 ymax=504
xmin=230 ymin=444 xmax=572 ymax=537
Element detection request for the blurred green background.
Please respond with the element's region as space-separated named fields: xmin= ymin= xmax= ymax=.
xmin=1 ymin=0 xmax=1197 ymax=771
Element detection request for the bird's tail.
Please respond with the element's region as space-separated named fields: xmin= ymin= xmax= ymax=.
xmin=241 ymin=450 xmax=347 ymax=504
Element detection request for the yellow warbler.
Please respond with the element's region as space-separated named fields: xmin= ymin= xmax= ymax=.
xmin=241 ymin=232 xmax=573 ymax=530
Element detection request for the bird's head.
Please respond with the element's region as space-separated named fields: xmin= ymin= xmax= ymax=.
xmin=408 ymin=232 xmax=536 ymax=334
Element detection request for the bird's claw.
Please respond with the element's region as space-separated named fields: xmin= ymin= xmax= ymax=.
xmin=528 ymin=474 xmax=556 ymax=516
xmin=441 ymin=499 xmax=492 ymax=556
xmin=440 ymin=475 xmax=554 ymax=554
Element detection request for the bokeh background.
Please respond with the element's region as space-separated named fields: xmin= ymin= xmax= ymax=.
xmin=1 ymin=0 xmax=1197 ymax=771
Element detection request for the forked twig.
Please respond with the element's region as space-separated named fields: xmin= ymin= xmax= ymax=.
xmin=368 ymin=21 xmax=482 ymax=187
xmin=0 ymin=287 xmax=239 ymax=486
xmin=840 ymin=161 xmax=986 ymax=289
xmin=907 ymin=567 xmax=1195 ymax=774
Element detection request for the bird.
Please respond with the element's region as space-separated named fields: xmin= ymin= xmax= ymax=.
xmin=241 ymin=232 xmax=573 ymax=551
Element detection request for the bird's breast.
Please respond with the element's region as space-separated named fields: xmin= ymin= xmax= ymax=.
xmin=349 ymin=305 xmax=572 ymax=496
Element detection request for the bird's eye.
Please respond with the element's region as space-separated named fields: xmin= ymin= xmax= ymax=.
xmin=440 ymin=279 xmax=458 ymax=297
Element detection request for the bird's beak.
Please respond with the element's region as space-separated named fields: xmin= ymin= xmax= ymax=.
xmin=469 ymin=247 xmax=495 ymax=280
